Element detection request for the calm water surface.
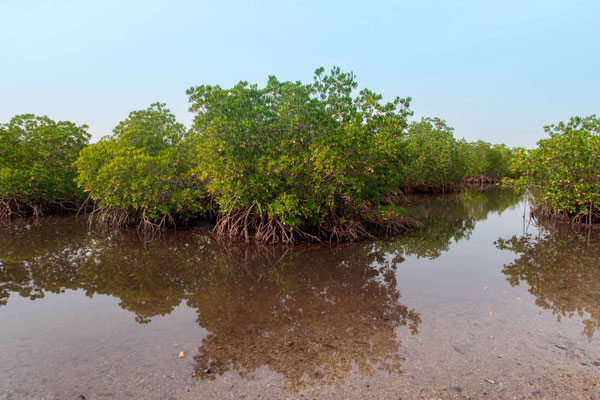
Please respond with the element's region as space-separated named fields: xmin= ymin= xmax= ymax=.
xmin=0 ymin=188 xmax=598 ymax=399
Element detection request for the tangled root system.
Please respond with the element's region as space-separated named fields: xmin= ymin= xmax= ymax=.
xmin=401 ymin=177 xmax=500 ymax=195
xmin=463 ymin=176 xmax=500 ymax=185
xmin=401 ymin=183 xmax=464 ymax=195
xmin=531 ymin=203 xmax=600 ymax=227
xmin=213 ymin=202 xmax=421 ymax=244
xmin=0 ymin=196 xmax=82 ymax=220
xmin=89 ymin=206 xmax=175 ymax=236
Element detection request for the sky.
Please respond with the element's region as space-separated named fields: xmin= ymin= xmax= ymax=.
xmin=0 ymin=0 xmax=598 ymax=148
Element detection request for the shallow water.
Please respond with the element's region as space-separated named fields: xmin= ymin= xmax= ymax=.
xmin=0 ymin=188 xmax=598 ymax=399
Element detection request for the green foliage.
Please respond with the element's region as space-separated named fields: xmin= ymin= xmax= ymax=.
xmin=402 ymin=117 xmax=470 ymax=190
xmin=74 ymin=103 xmax=206 ymax=228
xmin=504 ymin=115 xmax=599 ymax=223
xmin=465 ymin=141 xmax=515 ymax=180
xmin=400 ymin=118 xmax=517 ymax=193
xmin=187 ymin=67 xmax=414 ymax=241
xmin=0 ymin=114 xmax=90 ymax=217
xmin=1 ymin=68 xmax=522 ymax=239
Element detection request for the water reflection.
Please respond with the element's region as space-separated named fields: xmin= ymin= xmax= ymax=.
xmin=380 ymin=187 xmax=522 ymax=259
xmin=0 ymin=187 xmax=525 ymax=392
xmin=0 ymin=220 xmax=420 ymax=391
xmin=497 ymin=228 xmax=600 ymax=340
xmin=188 ymin=244 xmax=420 ymax=392
xmin=0 ymin=218 xmax=92 ymax=305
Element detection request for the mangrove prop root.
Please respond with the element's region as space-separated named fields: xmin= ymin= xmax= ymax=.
xmin=463 ymin=176 xmax=500 ymax=185
xmin=89 ymin=206 xmax=175 ymax=237
xmin=0 ymin=196 xmax=83 ymax=220
xmin=213 ymin=203 xmax=422 ymax=244
xmin=531 ymin=203 xmax=600 ymax=227
xmin=401 ymin=177 xmax=499 ymax=195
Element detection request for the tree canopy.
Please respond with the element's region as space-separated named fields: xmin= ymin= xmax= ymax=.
xmin=0 ymin=114 xmax=89 ymax=218
xmin=504 ymin=115 xmax=599 ymax=224
xmin=74 ymin=103 xmax=206 ymax=232
xmin=187 ymin=67 xmax=415 ymax=242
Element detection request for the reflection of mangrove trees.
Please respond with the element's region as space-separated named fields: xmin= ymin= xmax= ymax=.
xmin=0 ymin=219 xmax=420 ymax=392
xmin=379 ymin=187 xmax=522 ymax=259
xmin=0 ymin=188 xmax=522 ymax=392
xmin=496 ymin=229 xmax=600 ymax=340
xmin=0 ymin=217 xmax=91 ymax=304
xmin=188 ymin=243 xmax=420 ymax=392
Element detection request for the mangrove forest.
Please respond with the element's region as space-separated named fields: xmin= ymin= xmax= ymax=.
xmin=1 ymin=68 xmax=598 ymax=242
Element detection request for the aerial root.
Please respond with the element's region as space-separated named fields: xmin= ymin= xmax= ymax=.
xmin=531 ymin=203 xmax=600 ymax=227
xmin=462 ymin=176 xmax=499 ymax=185
xmin=89 ymin=206 xmax=175 ymax=237
xmin=214 ymin=204 xmax=301 ymax=244
xmin=401 ymin=179 xmax=498 ymax=195
xmin=213 ymin=203 xmax=421 ymax=244
xmin=0 ymin=197 xmax=83 ymax=220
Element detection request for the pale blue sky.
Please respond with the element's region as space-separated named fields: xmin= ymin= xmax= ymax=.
xmin=1 ymin=0 xmax=598 ymax=147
